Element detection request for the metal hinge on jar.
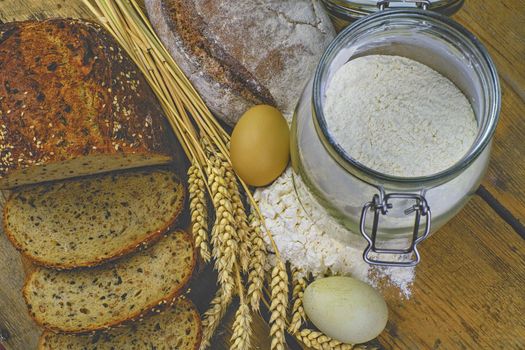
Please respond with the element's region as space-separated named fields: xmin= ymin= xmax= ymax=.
xmin=359 ymin=189 xmax=431 ymax=267
xmin=377 ymin=0 xmax=431 ymax=11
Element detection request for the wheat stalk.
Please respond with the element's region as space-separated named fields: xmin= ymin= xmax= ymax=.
xmin=288 ymin=268 xmax=307 ymax=334
xmin=247 ymin=214 xmax=267 ymax=312
xmin=188 ymin=162 xmax=211 ymax=262
xmin=269 ymin=260 xmax=289 ymax=350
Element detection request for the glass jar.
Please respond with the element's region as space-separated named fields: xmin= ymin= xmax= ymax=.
xmin=291 ymin=8 xmax=500 ymax=266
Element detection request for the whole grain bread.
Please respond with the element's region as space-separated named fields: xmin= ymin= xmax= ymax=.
xmin=23 ymin=230 xmax=196 ymax=333
xmin=0 ymin=19 xmax=173 ymax=189
xmin=4 ymin=167 xmax=185 ymax=269
xmin=39 ymin=297 xmax=202 ymax=350
xmin=145 ymin=0 xmax=335 ymax=125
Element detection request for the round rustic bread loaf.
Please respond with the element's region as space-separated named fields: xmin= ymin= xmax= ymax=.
xmin=145 ymin=0 xmax=335 ymax=125
xmin=0 ymin=19 xmax=175 ymax=189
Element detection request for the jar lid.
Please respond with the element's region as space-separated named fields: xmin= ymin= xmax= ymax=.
xmin=322 ymin=0 xmax=464 ymax=21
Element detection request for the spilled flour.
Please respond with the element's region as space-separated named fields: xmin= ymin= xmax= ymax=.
xmin=254 ymin=168 xmax=415 ymax=298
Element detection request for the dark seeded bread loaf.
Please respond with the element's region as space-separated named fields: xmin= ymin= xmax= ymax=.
xmin=39 ymin=297 xmax=202 ymax=350
xmin=4 ymin=168 xmax=185 ymax=269
xmin=23 ymin=230 xmax=196 ymax=333
xmin=145 ymin=0 xmax=335 ymax=125
xmin=0 ymin=18 xmax=173 ymax=189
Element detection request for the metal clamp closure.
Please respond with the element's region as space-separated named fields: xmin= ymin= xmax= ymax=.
xmin=360 ymin=191 xmax=431 ymax=267
xmin=377 ymin=0 xmax=431 ymax=11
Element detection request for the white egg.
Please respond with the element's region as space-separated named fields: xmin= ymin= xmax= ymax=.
xmin=303 ymin=276 xmax=388 ymax=344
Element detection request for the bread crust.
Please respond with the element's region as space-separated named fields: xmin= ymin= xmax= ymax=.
xmin=0 ymin=19 xmax=173 ymax=188
xmin=160 ymin=0 xmax=276 ymax=106
xmin=3 ymin=168 xmax=186 ymax=270
xmin=23 ymin=230 xmax=197 ymax=334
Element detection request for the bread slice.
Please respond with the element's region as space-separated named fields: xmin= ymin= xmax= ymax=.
xmin=4 ymin=168 xmax=185 ymax=269
xmin=23 ymin=229 xmax=195 ymax=333
xmin=0 ymin=18 xmax=173 ymax=189
xmin=39 ymin=297 xmax=202 ymax=350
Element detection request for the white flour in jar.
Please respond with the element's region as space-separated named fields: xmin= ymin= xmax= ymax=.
xmin=254 ymin=168 xmax=415 ymax=298
xmin=324 ymin=55 xmax=477 ymax=177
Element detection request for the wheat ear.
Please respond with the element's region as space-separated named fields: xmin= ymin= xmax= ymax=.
xmin=230 ymin=302 xmax=253 ymax=350
xmin=188 ymin=163 xmax=211 ymax=262
xmin=246 ymin=214 xmax=267 ymax=312
xmin=295 ymin=329 xmax=356 ymax=350
xmin=206 ymin=153 xmax=238 ymax=298
xmin=230 ymin=265 xmax=253 ymax=350
xmin=288 ymin=268 xmax=307 ymax=334
xmin=200 ymin=288 xmax=233 ymax=350
xmin=269 ymin=260 xmax=289 ymax=350
xmin=219 ymin=151 xmax=251 ymax=273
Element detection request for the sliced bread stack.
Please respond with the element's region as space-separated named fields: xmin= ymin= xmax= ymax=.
xmin=3 ymin=168 xmax=201 ymax=348
xmin=1 ymin=18 xmax=202 ymax=349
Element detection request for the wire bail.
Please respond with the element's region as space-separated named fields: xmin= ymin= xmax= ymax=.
xmin=359 ymin=191 xmax=431 ymax=267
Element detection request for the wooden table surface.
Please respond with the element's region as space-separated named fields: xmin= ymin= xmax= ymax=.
xmin=0 ymin=1 xmax=524 ymax=349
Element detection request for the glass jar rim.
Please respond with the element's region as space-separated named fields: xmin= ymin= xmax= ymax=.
xmin=321 ymin=0 xmax=464 ymax=21
xmin=312 ymin=8 xmax=501 ymax=188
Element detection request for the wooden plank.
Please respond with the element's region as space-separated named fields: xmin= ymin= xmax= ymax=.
xmin=454 ymin=1 xmax=525 ymax=223
xmin=379 ymin=195 xmax=525 ymax=349
xmin=454 ymin=0 xmax=525 ymax=101
xmin=480 ymin=82 xmax=525 ymax=224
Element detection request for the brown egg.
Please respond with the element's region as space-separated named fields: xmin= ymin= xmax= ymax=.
xmin=230 ymin=105 xmax=290 ymax=187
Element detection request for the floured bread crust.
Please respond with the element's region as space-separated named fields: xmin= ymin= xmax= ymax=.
xmin=145 ymin=0 xmax=335 ymax=124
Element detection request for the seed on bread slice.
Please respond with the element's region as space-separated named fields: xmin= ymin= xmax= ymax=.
xmin=4 ymin=167 xmax=185 ymax=269
xmin=23 ymin=229 xmax=195 ymax=333
xmin=39 ymin=296 xmax=201 ymax=350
